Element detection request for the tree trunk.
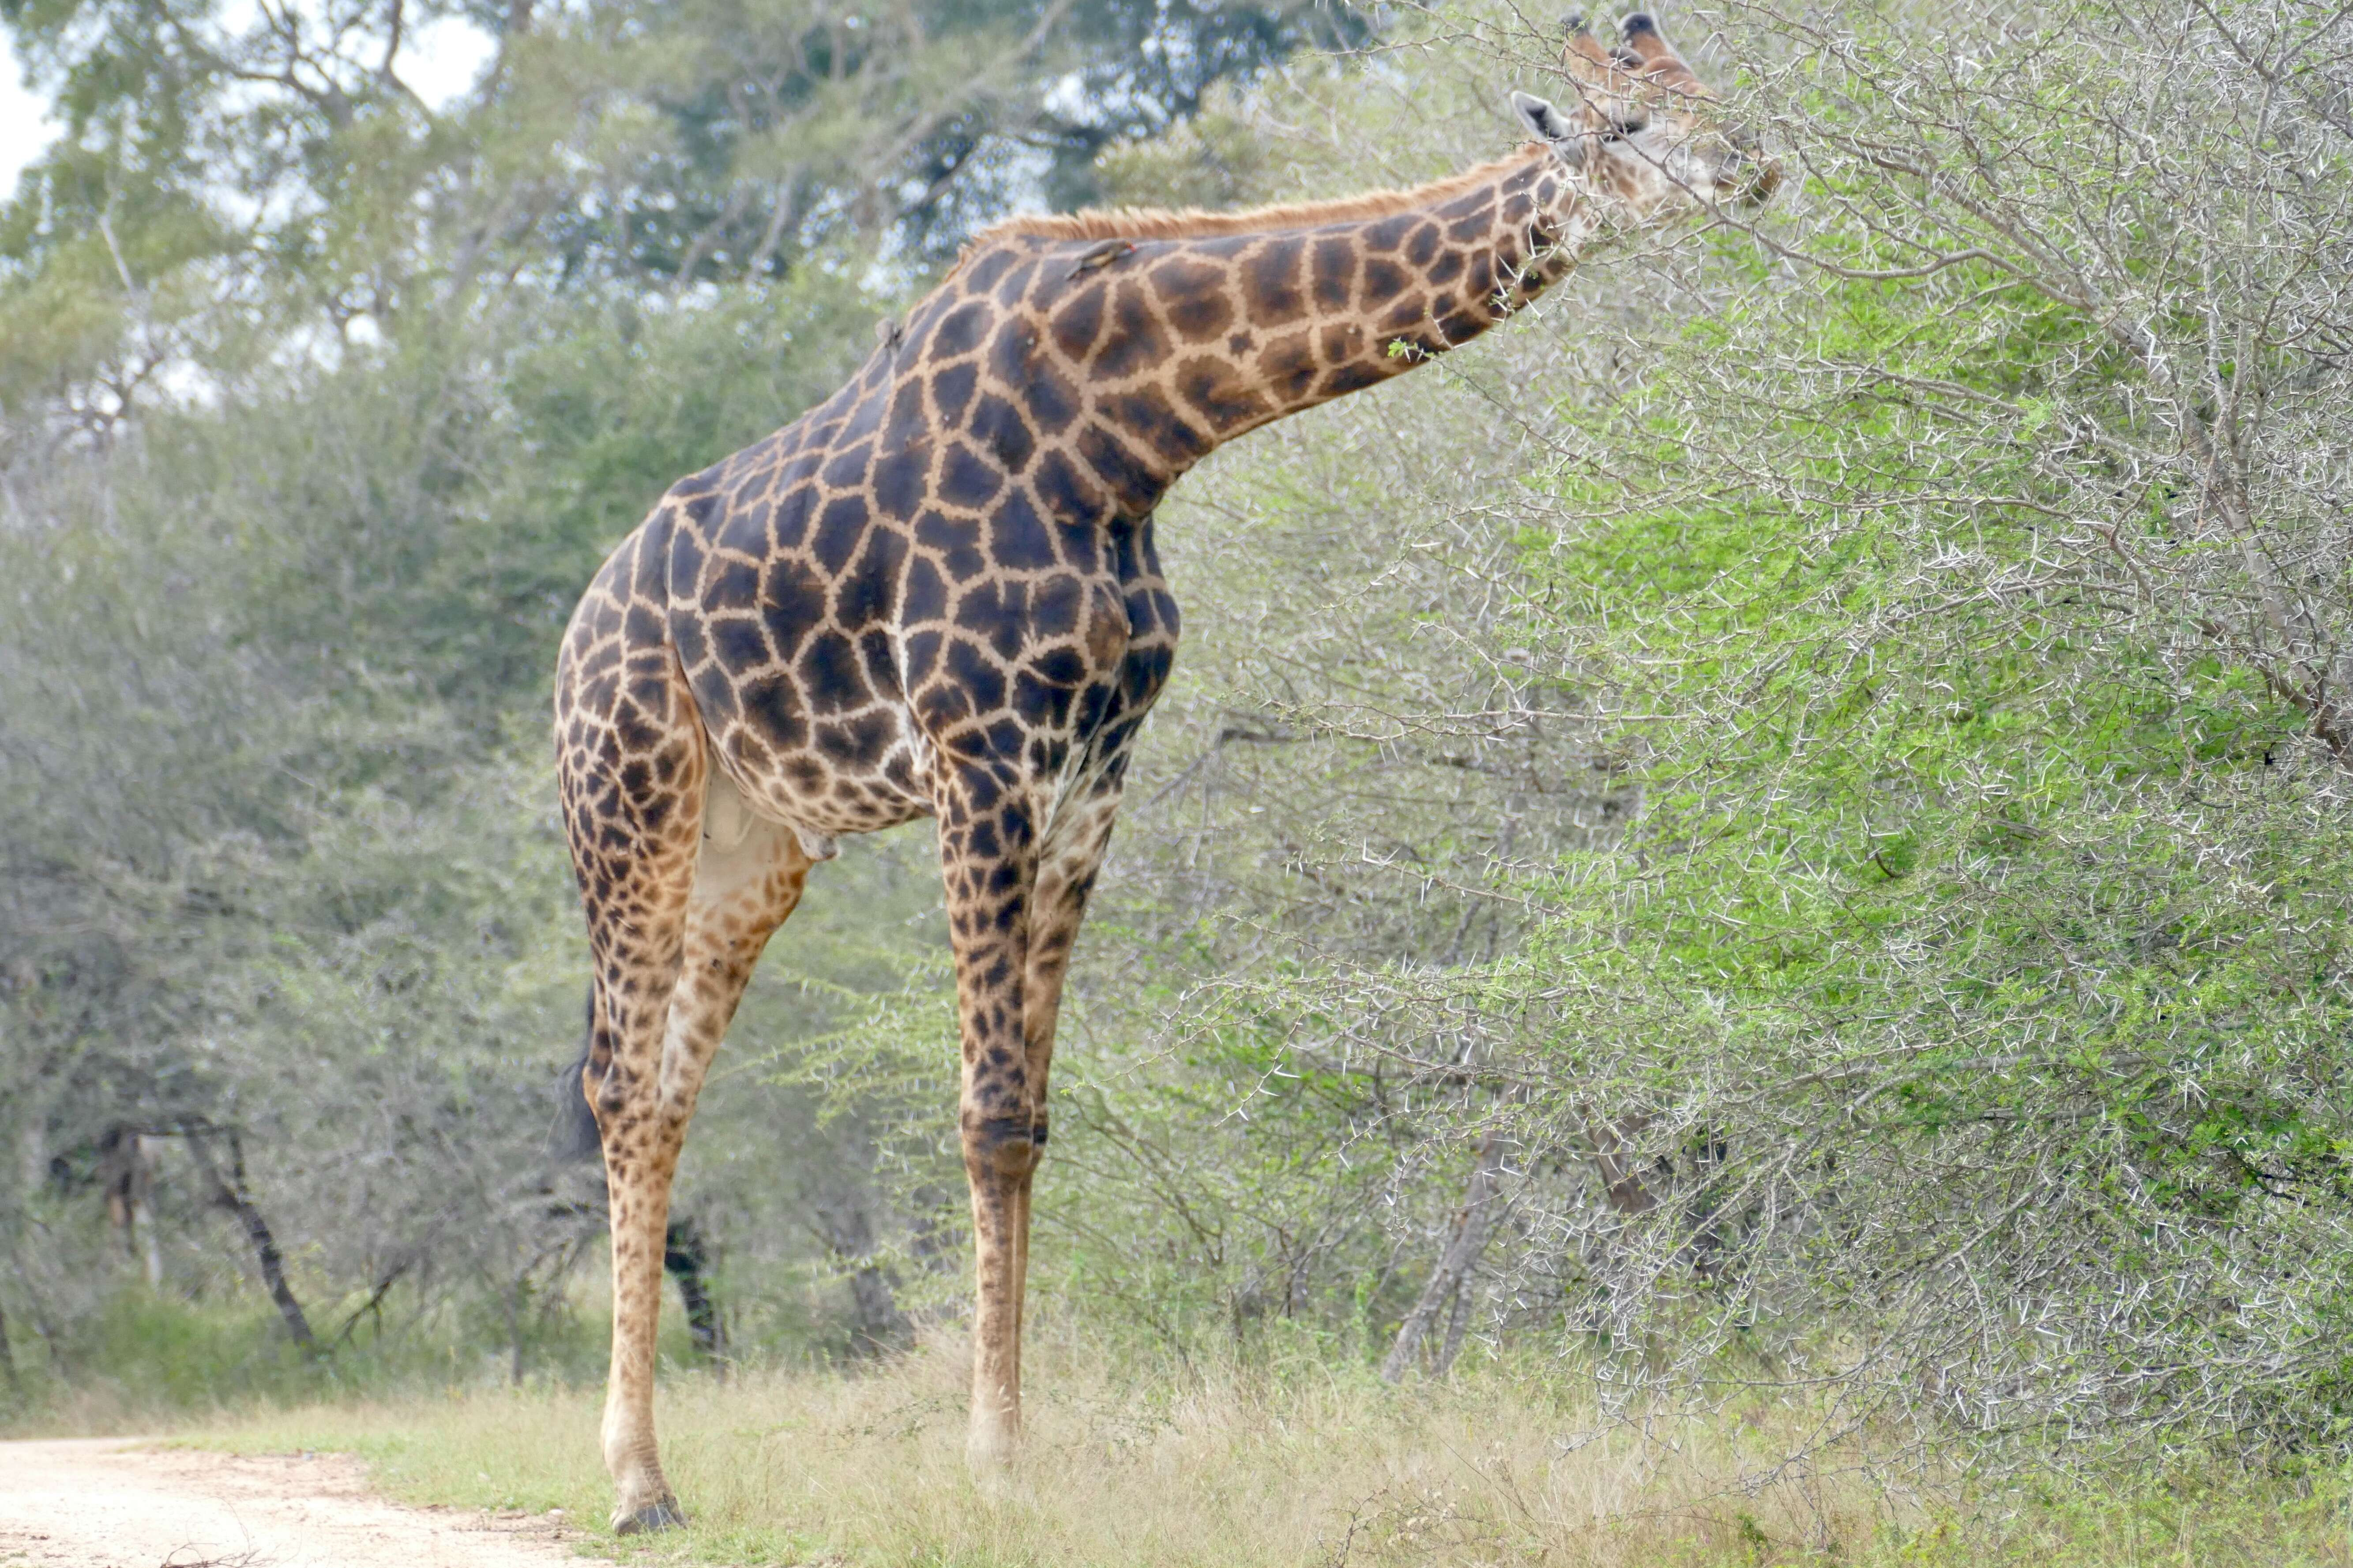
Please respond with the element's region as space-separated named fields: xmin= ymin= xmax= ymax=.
xmin=1437 ymin=1262 xmax=1477 ymax=1377
xmin=132 ymin=1197 xmax=163 ymax=1289
xmin=97 ymin=1125 xmax=162 ymax=1285
xmin=1380 ymin=1133 xmax=1507 ymax=1384
xmin=1587 ymin=1115 xmax=1659 ymax=1216
xmin=813 ymin=1193 xmax=911 ymax=1355
xmin=184 ymin=1126 xmax=315 ymax=1351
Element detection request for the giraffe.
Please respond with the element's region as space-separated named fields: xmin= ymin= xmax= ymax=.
xmin=554 ymin=12 xmax=1774 ymax=1530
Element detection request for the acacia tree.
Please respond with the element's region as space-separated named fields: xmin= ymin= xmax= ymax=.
xmin=939 ymin=0 xmax=2353 ymax=1456
xmin=1541 ymin=0 xmax=2353 ymax=1447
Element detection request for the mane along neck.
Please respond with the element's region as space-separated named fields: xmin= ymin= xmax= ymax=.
xmin=969 ymin=149 xmax=1546 ymax=248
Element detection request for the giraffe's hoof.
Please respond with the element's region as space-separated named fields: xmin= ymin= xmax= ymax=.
xmin=613 ymin=1497 xmax=687 ymax=1534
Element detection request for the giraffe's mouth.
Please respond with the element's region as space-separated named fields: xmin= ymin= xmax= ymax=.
xmin=1714 ymin=127 xmax=1782 ymax=207
xmin=1731 ymin=157 xmax=1783 ymax=206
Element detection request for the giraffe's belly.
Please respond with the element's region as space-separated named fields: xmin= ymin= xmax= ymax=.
xmin=702 ymin=698 xmax=939 ymax=844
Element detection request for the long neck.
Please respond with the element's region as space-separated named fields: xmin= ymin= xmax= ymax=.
xmin=1193 ymin=151 xmax=1577 ymax=436
xmin=1020 ymin=150 xmax=1580 ymax=511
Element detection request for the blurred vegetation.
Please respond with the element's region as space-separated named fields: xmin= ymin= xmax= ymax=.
xmin=4 ymin=0 xmax=2353 ymax=1539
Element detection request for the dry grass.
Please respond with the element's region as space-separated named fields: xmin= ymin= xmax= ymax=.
xmin=185 ymin=1327 xmax=2353 ymax=1567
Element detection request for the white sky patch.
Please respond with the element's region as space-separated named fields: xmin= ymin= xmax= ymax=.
xmin=401 ymin=15 xmax=497 ymax=112
xmin=0 ymin=31 xmax=62 ymax=201
xmin=0 ymin=10 xmax=495 ymax=206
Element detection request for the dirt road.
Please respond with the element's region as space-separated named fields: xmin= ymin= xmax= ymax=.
xmin=0 ymin=1438 xmax=611 ymax=1568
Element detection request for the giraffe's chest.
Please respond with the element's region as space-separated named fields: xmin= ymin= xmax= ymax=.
xmin=895 ymin=507 xmax=1180 ymax=808
xmin=665 ymin=483 xmax=1178 ymax=840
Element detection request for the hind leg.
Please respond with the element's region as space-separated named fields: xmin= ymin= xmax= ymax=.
xmin=594 ymin=774 xmax=811 ymax=1530
xmin=564 ymin=658 xmax=812 ymax=1531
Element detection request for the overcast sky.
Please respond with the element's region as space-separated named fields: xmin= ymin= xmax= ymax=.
xmin=1 ymin=20 xmax=497 ymax=202
xmin=1 ymin=33 xmax=56 ymax=198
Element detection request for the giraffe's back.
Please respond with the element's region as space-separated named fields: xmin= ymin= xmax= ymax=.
xmin=558 ymin=235 xmax=1186 ymax=847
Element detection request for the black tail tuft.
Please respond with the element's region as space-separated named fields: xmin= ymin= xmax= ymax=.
xmin=548 ymin=983 xmax=603 ymax=1164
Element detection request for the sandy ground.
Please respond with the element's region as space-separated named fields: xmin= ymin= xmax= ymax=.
xmin=0 ymin=1439 xmax=612 ymax=1568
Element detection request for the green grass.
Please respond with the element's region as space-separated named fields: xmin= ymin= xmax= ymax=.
xmin=0 ymin=1277 xmax=670 ymax=1439
xmin=173 ymin=1329 xmax=2353 ymax=1567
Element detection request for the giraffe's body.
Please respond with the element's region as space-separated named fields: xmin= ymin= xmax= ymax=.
xmin=555 ymin=14 xmax=1773 ymax=1529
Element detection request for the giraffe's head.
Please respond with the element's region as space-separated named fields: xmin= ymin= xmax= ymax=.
xmin=1510 ymin=12 xmax=1779 ymax=226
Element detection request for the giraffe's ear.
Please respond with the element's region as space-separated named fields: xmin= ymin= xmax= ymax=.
xmin=1511 ymin=90 xmax=1587 ymax=167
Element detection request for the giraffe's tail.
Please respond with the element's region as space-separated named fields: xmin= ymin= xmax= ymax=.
xmin=549 ymin=982 xmax=603 ymax=1165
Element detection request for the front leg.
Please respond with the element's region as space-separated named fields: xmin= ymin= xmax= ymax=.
xmin=1005 ymin=783 xmax=1124 ymax=1380
xmin=937 ymin=763 xmax=1042 ymax=1470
